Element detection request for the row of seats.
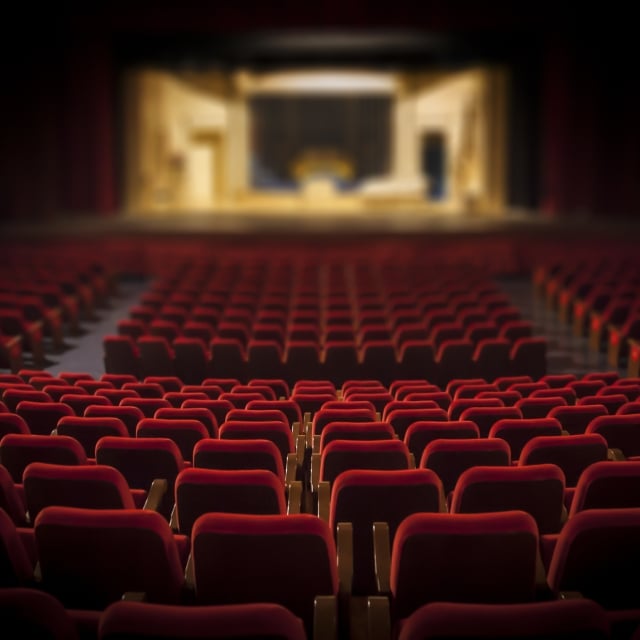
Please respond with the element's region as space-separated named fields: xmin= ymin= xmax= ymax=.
xmin=3 ymin=501 xmax=640 ymax=639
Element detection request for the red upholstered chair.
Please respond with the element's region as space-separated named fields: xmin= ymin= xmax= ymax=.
xmin=311 ymin=407 xmax=374 ymax=441
xmin=420 ymin=437 xmax=512 ymax=497
xmin=84 ymin=404 xmax=144 ymax=437
xmin=328 ymin=468 xmax=444 ymax=595
xmin=404 ymin=420 xmax=479 ymax=466
xmin=519 ymin=434 xmax=609 ymax=510
xmin=98 ymin=601 xmax=307 ymax=640
xmin=546 ymin=508 xmax=640 ymax=640
xmin=2 ymin=389 xmax=52 ymax=413
xmin=191 ymin=512 xmax=339 ymax=638
xmin=136 ymin=418 xmax=209 ymax=463
xmin=173 ymin=337 xmax=210 ymax=385
xmin=95 ymin=436 xmax=184 ymax=520
xmin=395 ymin=600 xmax=611 ymax=640
xmin=22 ymin=462 xmax=151 ymax=519
xmin=0 ymin=434 xmax=87 ymax=483
xmin=144 ymin=376 xmax=183 ymax=393
xmin=99 ymin=373 xmax=138 ymax=389
xmin=548 ymin=404 xmax=608 ymax=435
xmin=155 ymin=406 xmax=218 ymax=437
xmin=318 ymin=421 xmax=395 ymax=452
xmin=449 ymin=464 xmax=566 ymax=534
xmin=448 ymin=397 xmax=504 ymax=421
xmin=173 ymin=468 xmax=287 ymax=535
xmin=0 ymin=508 xmax=36 ymax=587
xmin=0 ymin=413 xmax=31 ymax=439
xmin=374 ymin=510 xmax=539 ymax=624
xmin=55 ymin=416 xmax=129 ymax=459
xmin=0 ymin=587 xmax=81 ymax=640
xmin=0 ymin=463 xmax=28 ymax=526
xmin=120 ymin=397 xmax=171 ymax=418
xmin=386 ymin=408 xmax=448 ymax=440
xmin=515 ymin=396 xmax=568 ymax=419
xmin=568 ymin=460 xmax=640 ymax=517
xmin=488 ymin=417 xmax=563 ymax=461
xmin=34 ymin=506 xmax=187 ymax=613
xmin=578 ymin=393 xmax=628 ymax=415
xmin=103 ymin=335 xmax=140 ymax=377
xmin=122 ymin=382 xmax=165 ymax=399
xmin=246 ymin=399 xmax=303 ymax=428
xmin=585 ymin=414 xmax=640 ymax=459
xmin=59 ymin=393 xmax=111 ymax=416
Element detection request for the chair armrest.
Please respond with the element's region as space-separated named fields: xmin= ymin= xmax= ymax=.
xmin=336 ymin=522 xmax=353 ymax=595
xmin=169 ymin=504 xmax=179 ymax=532
xmin=314 ymin=595 xmax=337 ymax=640
xmin=317 ymin=481 xmax=331 ymax=522
xmin=122 ymin=591 xmax=147 ymax=602
xmin=367 ymin=596 xmax=391 ymax=640
xmin=408 ymin=453 xmax=416 ymax=469
xmin=373 ymin=522 xmax=391 ymax=595
xmin=184 ymin=553 xmax=195 ymax=590
xmin=296 ymin=434 xmax=306 ymax=466
xmin=142 ymin=478 xmax=168 ymax=512
xmin=287 ymin=480 xmax=302 ymax=515
xmin=285 ymin=453 xmax=298 ymax=484
xmin=608 ymin=447 xmax=626 ymax=461
xmin=559 ymin=590 xmax=585 ymax=599
xmin=313 ymin=434 xmax=321 ymax=454
xmin=311 ymin=453 xmax=321 ymax=492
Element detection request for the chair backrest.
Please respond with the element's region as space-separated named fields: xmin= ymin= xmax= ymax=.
xmin=0 ymin=587 xmax=80 ymax=640
xmin=0 ymin=434 xmax=87 ymax=483
xmin=420 ymin=438 xmax=512 ymax=496
xmin=0 ymin=413 xmax=30 ymax=439
xmin=84 ymin=404 xmax=145 ymax=437
xmin=519 ymin=434 xmax=609 ymax=487
xmin=219 ymin=420 xmax=294 ymax=467
xmin=569 ymin=460 xmax=640 ymax=516
xmin=136 ymin=418 xmax=209 ymax=462
xmin=386 ymin=408 xmax=449 ymax=440
xmin=245 ymin=399 xmax=303 ymax=427
xmin=489 ymin=418 xmax=563 ymax=461
xmin=193 ymin=439 xmax=285 ymax=484
xmin=547 ymin=507 xmax=640 ymax=611
xmin=319 ymin=439 xmax=412 ymax=485
xmin=154 ymin=407 xmax=218 ymax=437
xmin=3 ymin=389 xmax=53 ymax=413
xmin=23 ymin=462 xmax=136 ymax=520
xmin=0 ymin=508 xmax=34 ymax=587
xmin=330 ymin=468 xmax=444 ymax=595
xmin=175 ymin=467 xmax=286 ymax=535
xmin=449 ymin=464 xmax=566 ymax=534
xmin=404 ymin=420 xmax=480 ymax=464
xmin=548 ymin=404 xmax=609 ymax=435
xmin=34 ymin=505 xmax=186 ymax=609
xmin=120 ymin=397 xmax=172 ymax=418
xmin=95 ymin=436 xmax=184 ymax=519
xmin=191 ymin=512 xmax=337 ymax=637
xmin=98 ymin=600 xmax=307 ymax=640
xmin=15 ymin=401 xmax=75 ymax=436
xmin=56 ymin=416 xmax=129 ymax=458
xmin=319 ymin=421 xmax=395 ymax=451
xmin=586 ymin=414 xmax=640 ymax=458
xmin=396 ymin=600 xmax=611 ymax=640
xmin=391 ymin=510 xmax=539 ymax=620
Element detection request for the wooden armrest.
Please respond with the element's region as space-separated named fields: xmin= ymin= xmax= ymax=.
xmin=314 ymin=595 xmax=337 ymax=640
xmin=122 ymin=591 xmax=147 ymax=602
xmin=287 ymin=480 xmax=302 ymax=515
xmin=184 ymin=553 xmax=195 ymax=590
xmin=313 ymin=434 xmax=321 ymax=454
xmin=608 ymin=447 xmax=626 ymax=461
xmin=373 ymin=522 xmax=391 ymax=595
xmin=408 ymin=453 xmax=416 ymax=469
xmin=142 ymin=478 xmax=168 ymax=512
xmin=296 ymin=434 xmax=306 ymax=466
xmin=317 ymin=481 xmax=331 ymax=522
xmin=311 ymin=453 xmax=321 ymax=492
xmin=169 ymin=504 xmax=179 ymax=532
xmin=367 ymin=596 xmax=391 ymax=640
xmin=336 ymin=522 xmax=353 ymax=595
xmin=285 ymin=453 xmax=298 ymax=484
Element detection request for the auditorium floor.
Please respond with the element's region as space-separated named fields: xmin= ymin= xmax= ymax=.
xmin=32 ymin=274 xmax=624 ymax=381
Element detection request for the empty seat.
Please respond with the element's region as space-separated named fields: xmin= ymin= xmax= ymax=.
xmin=191 ymin=512 xmax=339 ymax=638
xmin=35 ymin=506 xmax=187 ymax=613
xmin=459 ymin=406 xmax=523 ymax=438
xmin=548 ymin=404 xmax=609 ymax=435
xmin=103 ymin=335 xmax=140 ymax=377
xmin=449 ymin=464 xmax=566 ymax=534
xmin=0 ymin=434 xmax=87 ymax=483
xmin=55 ymin=416 xmax=129 ymax=458
xmin=586 ymin=414 xmax=640 ymax=458
xmin=404 ymin=420 xmax=479 ymax=465
xmin=328 ymin=468 xmax=444 ymax=595
xmin=546 ymin=507 xmax=640 ymax=639
xmin=375 ymin=510 xmax=540 ymax=623
xmin=420 ymin=437 xmax=512 ymax=496
xmin=136 ymin=418 xmax=209 ymax=463
xmin=395 ymin=599 xmax=611 ymax=640
xmin=0 ymin=413 xmax=30 ymax=439
xmin=98 ymin=601 xmax=307 ymax=640
xmin=489 ymin=417 xmax=563 ymax=461
xmin=174 ymin=467 xmax=287 ymax=534
xmin=95 ymin=436 xmax=184 ymax=520
xmin=84 ymin=404 xmax=144 ymax=438
xmin=155 ymin=406 xmax=218 ymax=437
